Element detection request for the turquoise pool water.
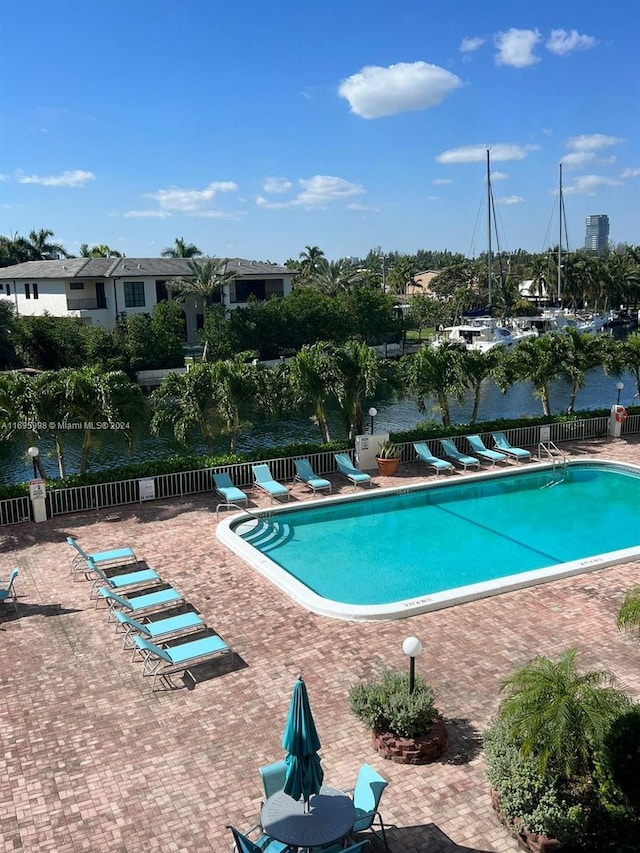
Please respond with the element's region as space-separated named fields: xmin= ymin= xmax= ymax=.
xmin=221 ymin=463 xmax=640 ymax=618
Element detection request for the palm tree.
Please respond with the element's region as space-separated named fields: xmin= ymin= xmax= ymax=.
xmin=27 ymin=228 xmax=68 ymax=259
xmin=312 ymin=259 xmax=358 ymax=296
xmin=288 ymin=343 xmax=337 ymax=443
xmin=0 ymin=372 xmax=48 ymax=478
xmin=402 ymin=341 xmax=467 ymax=427
xmin=497 ymin=647 xmax=630 ymax=781
xmin=333 ymin=340 xmax=381 ymax=439
xmin=79 ymin=244 xmax=123 ymax=258
xmin=298 ymin=246 xmax=326 ymax=281
xmin=150 ymin=364 xmax=219 ymax=453
xmin=507 ymin=336 xmax=566 ymax=415
xmin=616 ymin=586 xmax=640 ymax=636
xmin=620 ymin=331 xmax=640 ymax=399
xmin=558 ymin=327 xmax=605 ymax=414
xmin=168 ymin=258 xmax=235 ymax=309
xmin=33 ymin=370 xmax=73 ymax=477
xmin=462 ymin=349 xmax=502 ymax=424
xmin=161 ymin=237 xmax=203 ymax=258
xmin=209 ymin=355 xmax=260 ymax=453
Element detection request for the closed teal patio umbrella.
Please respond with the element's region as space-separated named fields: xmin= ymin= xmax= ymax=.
xmin=282 ymin=676 xmax=324 ymax=806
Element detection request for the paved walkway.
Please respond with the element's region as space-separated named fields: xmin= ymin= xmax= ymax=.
xmin=1 ymin=437 xmax=639 ymax=852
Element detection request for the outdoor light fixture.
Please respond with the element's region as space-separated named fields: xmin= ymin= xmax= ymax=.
xmin=402 ymin=635 xmax=423 ymax=695
xmin=616 ymin=382 xmax=624 ymax=405
xmin=368 ymin=407 xmax=377 ymax=435
xmin=27 ymin=446 xmax=39 ymax=478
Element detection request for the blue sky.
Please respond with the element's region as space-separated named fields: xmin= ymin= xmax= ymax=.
xmin=1 ymin=0 xmax=637 ymax=264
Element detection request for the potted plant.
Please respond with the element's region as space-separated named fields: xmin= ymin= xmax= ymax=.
xmin=349 ymin=671 xmax=447 ymax=765
xmin=375 ymin=439 xmax=402 ymax=476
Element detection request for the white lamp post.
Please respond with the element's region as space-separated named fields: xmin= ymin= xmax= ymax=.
xmin=616 ymin=381 xmax=624 ymax=405
xmin=402 ymin=636 xmax=423 ymax=695
xmin=27 ymin=446 xmax=40 ymax=478
xmin=368 ymin=407 xmax=377 ymax=435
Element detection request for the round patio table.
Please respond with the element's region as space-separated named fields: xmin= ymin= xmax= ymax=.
xmin=260 ymin=785 xmax=355 ymax=851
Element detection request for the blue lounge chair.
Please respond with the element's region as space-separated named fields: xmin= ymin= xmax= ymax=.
xmin=439 ymin=438 xmax=481 ymax=471
xmin=113 ymin=609 xmax=205 ymax=656
xmin=334 ymin=453 xmax=372 ymax=490
xmin=466 ymin=435 xmax=507 ymax=466
xmin=212 ymin=471 xmax=248 ymax=507
xmin=492 ymin=431 xmax=532 ymax=462
xmin=99 ymin=586 xmax=184 ymax=622
xmin=413 ymin=442 xmax=454 ymax=475
xmin=346 ymin=763 xmax=389 ymax=851
xmin=294 ymin=458 xmax=332 ymax=495
xmin=66 ymin=535 xmax=136 ymax=578
xmin=85 ymin=556 xmax=161 ymax=599
xmin=227 ymin=824 xmax=290 ymax=853
xmin=133 ymin=633 xmax=231 ymax=691
xmin=0 ymin=567 xmax=19 ymax=611
xmin=252 ymin=464 xmax=290 ymax=503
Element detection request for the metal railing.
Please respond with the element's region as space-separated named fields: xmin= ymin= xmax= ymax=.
xmin=0 ymin=415 xmax=633 ymax=526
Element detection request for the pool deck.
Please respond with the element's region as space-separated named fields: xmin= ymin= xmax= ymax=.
xmin=1 ymin=435 xmax=639 ymax=853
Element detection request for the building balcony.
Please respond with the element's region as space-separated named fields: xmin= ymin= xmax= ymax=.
xmin=66 ymin=298 xmax=107 ymax=311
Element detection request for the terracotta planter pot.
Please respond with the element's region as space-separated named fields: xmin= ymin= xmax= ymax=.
xmin=376 ymin=457 xmax=400 ymax=476
xmin=490 ymin=789 xmax=565 ymax=853
xmin=371 ymin=716 xmax=448 ymax=765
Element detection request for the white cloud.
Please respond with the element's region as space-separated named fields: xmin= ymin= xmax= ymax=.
xmin=347 ymin=202 xmax=380 ymax=212
xmin=497 ymin=195 xmax=524 ymax=205
xmin=17 ymin=169 xmax=95 ymax=187
xmin=338 ymin=61 xmax=462 ymax=119
xmin=494 ymin=29 xmax=541 ymax=67
xmin=263 ymin=177 xmax=292 ymax=194
xmin=620 ymin=168 xmax=640 ymax=179
xmin=566 ymin=133 xmax=624 ymax=152
xmin=432 ymin=178 xmax=452 ymax=185
xmin=563 ymin=151 xmax=596 ymax=167
xmin=124 ymin=210 xmax=172 ymax=219
xmin=546 ymin=29 xmax=596 ymax=56
xmin=256 ymin=175 xmax=365 ymax=209
xmin=436 ymin=143 xmax=538 ymax=164
xmin=460 ymin=36 xmax=485 ymax=54
xmin=147 ymin=181 xmax=237 ymax=213
xmin=563 ymin=174 xmax=623 ymax=195
xmin=490 ymin=171 xmax=509 ymax=181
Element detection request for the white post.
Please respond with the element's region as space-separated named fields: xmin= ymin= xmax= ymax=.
xmin=29 ymin=480 xmax=48 ymax=523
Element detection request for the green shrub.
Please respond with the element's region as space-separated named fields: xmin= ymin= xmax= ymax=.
xmin=349 ymin=671 xmax=437 ymax=738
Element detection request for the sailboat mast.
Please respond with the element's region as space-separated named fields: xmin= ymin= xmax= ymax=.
xmin=487 ymin=149 xmax=492 ymax=313
xmin=558 ymin=163 xmax=563 ymax=306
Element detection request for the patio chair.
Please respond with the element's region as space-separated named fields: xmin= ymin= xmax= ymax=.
xmin=98 ymin=586 xmax=184 ymax=623
xmin=227 ymin=824 xmax=291 ymax=853
xmin=334 ymin=453 xmax=372 ymax=490
xmin=439 ymin=438 xmax=481 ymax=472
xmin=113 ymin=609 xmax=205 ymax=657
xmin=345 ymin=764 xmax=389 ymax=851
xmin=85 ymin=556 xmax=161 ymax=599
xmin=466 ymin=435 xmax=508 ymax=466
xmin=294 ymin=458 xmax=332 ymax=495
xmin=492 ymin=432 xmax=532 ymax=462
xmin=132 ymin=633 xmax=231 ymax=691
xmin=0 ymin=567 xmax=19 ymax=611
xmin=321 ymin=842 xmax=370 ymax=853
xmin=259 ymin=759 xmax=288 ymax=800
xmin=413 ymin=442 xmax=453 ymax=475
xmin=252 ymin=464 xmax=290 ymax=503
xmin=66 ymin=535 xmax=136 ymax=579
xmin=213 ymin=472 xmax=249 ymax=507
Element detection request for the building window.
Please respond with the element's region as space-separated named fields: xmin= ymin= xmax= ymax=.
xmin=232 ymin=279 xmax=284 ymax=303
xmin=25 ymin=283 xmax=31 ymax=299
xmin=33 ymin=283 xmax=39 ymax=299
xmin=0 ymin=283 xmax=4 ymax=291
xmin=6 ymin=284 xmax=10 ymax=296
xmin=69 ymin=282 xmax=85 ymax=290
xmin=124 ymin=281 xmax=145 ymax=308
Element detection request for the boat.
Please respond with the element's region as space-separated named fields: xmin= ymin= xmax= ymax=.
xmin=433 ymin=317 xmax=521 ymax=351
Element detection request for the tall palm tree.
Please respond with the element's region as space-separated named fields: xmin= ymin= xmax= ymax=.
xmin=27 ymin=228 xmax=68 ymax=259
xmin=497 ymin=647 xmax=630 ymax=781
xmin=79 ymin=244 xmax=123 ymax=258
xmin=161 ymin=237 xmax=203 ymax=258
xmin=333 ymin=340 xmax=381 ymax=439
xmin=507 ymin=335 xmax=566 ymax=415
xmin=312 ymin=259 xmax=358 ymax=296
xmin=168 ymin=258 xmax=235 ymax=309
xmin=209 ymin=355 xmax=260 ymax=453
xmin=616 ymin=586 xmax=640 ymax=636
xmin=462 ymin=348 xmax=502 ymax=424
xmin=558 ymin=327 xmax=605 ymax=413
xmin=402 ymin=341 xmax=467 ymax=427
xmin=0 ymin=372 xmax=47 ymax=478
xmin=150 ymin=364 xmax=219 ymax=453
xmin=298 ymin=245 xmax=326 ymax=281
xmin=288 ymin=343 xmax=337 ymax=443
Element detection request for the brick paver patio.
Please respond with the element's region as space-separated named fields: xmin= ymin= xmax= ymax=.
xmin=1 ymin=436 xmax=639 ymax=852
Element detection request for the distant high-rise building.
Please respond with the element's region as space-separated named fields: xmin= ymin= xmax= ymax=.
xmin=584 ymin=215 xmax=610 ymax=252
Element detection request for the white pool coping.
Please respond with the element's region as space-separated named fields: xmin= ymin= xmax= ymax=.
xmin=216 ymin=458 xmax=640 ymax=622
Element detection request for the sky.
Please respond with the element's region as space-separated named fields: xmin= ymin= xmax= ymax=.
xmin=1 ymin=0 xmax=638 ymax=265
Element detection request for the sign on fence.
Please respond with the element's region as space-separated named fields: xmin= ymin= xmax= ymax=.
xmin=539 ymin=425 xmax=551 ymax=444
xmin=29 ymin=479 xmax=46 ymax=501
xmin=138 ymin=477 xmax=156 ymax=502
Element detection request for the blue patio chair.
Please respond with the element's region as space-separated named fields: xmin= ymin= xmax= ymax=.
xmin=85 ymin=556 xmax=161 ymax=599
xmin=98 ymin=586 xmax=184 ymax=623
xmin=227 ymin=824 xmax=291 ymax=853
xmin=66 ymin=535 xmax=136 ymax=579
xmin=466 ymin=435 xmax=507 ymax=466
xmin=293 ymin=458 xmax=332 ymax=495
xmin=133 ymin=633 xmax=231 ymax=691
xmin=113 ymin=609 xmax=205 ymax=657
xmin=345 ymin=763 xmax=389 ymax=851
xmin=320 ymin=842 xmax=370 ymax=853
xmin=439 ymin=438 xmax=481 ymax=472
xmin=213 ymin=472 xmax=249 ymax=507
xmin=334 ymin=453 xmax=372 ymax=490
xmin=413 ymin=442 xmax=453 ymax=475
xmin=492 ymin=432 xmax=532 ymax=462
xmin=252 ymin=464 xmax=290 ymax=503
xmin=259 ymin=759 xmax=288 ymax=800
xmin=0 ymin=567 xmax=19 ymax=611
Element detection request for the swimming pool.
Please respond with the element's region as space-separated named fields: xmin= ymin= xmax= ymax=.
xmin=216 ymin=460 xmax=640 ymax=621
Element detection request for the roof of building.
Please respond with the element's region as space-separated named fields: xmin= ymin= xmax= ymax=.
xmin=0 ymin=257 xmax=293 ymax=280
